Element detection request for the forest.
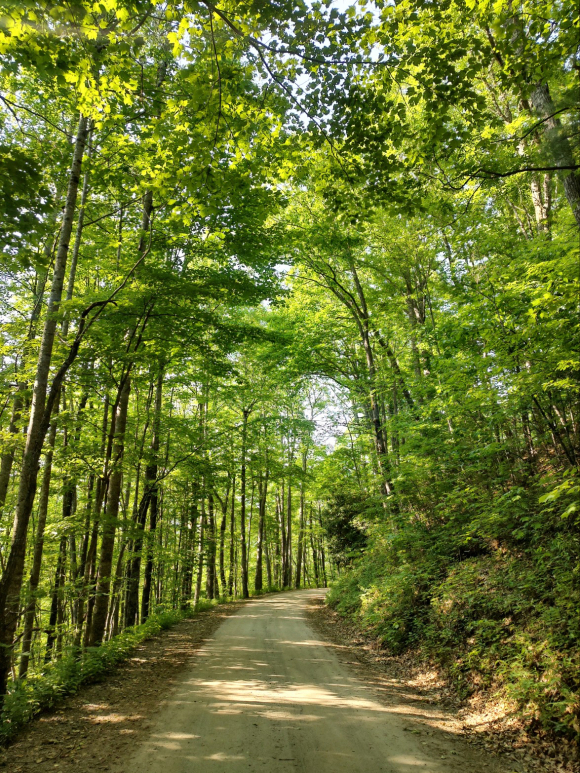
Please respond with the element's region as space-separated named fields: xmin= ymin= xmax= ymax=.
xmin=0 ymin=0 xmax=578 ymax=752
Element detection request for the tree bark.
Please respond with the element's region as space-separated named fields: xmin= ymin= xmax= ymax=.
xmin=0 ymin=206 xmax=62 ymax=523
xmin=240 ymin=409 xmax=250 ymax=599
xmin=285 ymin=477 xmax=292 ymax=587
xmin=0 ymin=394 xmax=23 ymax=522
xmin=0 ymin=113 xmax=89 ymax=700
xmin=88 ymin=374 xmax=131 ymax=645
xmin=181 ymin=496 xmax=198 ymax=607
xmin=205 ymin=491 xmax=217 ymax=599
xmin=193 ymin=509 xmax=205 ymax=607
xmin=530 ymin=84 xmax=580 ymax=227
xmin=62 ymin=121 xmax=93 ymax=339
xmin=44 ymin=537 xmax=66 ymax=660
xmin=254 ymin=466 xmax=268 ymax=592
xmin=18 ymin=414 xmax=58 ymax=678
xmin=227 ymin=475 xmax=235 ymax=596
xmin=218 ymin=478 xmax=229 ymax=594
xmin=126 ymin=367 xmax=163 ymax=627
xmin=294 ymin=450 xmax=307 ymax=589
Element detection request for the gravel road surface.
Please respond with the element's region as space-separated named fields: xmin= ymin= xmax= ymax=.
xmin=117 ymin=589 xmax=509 ymax=773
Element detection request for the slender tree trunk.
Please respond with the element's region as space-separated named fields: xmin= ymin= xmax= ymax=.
xmin=205 ymin=491 xmax=217 ymax=599
xmin=0 ymin=114 xmax=89 ymax=699
xmin=155 ymin=494 xmax=164 ymax=606
xmin=349 ymin=264 xmax=398 ymax=497
xmin=72 ymin=472 xmax=94 ymax=647
xmin=240 ymin=409 xmax=250 ymax=599
xmin=318 ymin=505 xmax=327 ymax=587
xmin=227 ymin=476 xmax=235 ymax=596
xmin=309 ymin=506 xmax=320 ymax=587
xmin=89 ymin=374 xmax=131 ymax=645
xmin=126 ymin=367 xmax=163 ymax=627
xmin=62 ymin=121 xmax=93 ymax=339
xmin=530 ymin=83 xmax=580 ymax=227
xmin=18 ymin=415 xmax=58 ymax=678
xmin=284 ymin=476 xmax=292 ymax=588
xmin=218 ymin=479 xmax=229 ymax=594
xmin=45 ymin=537 xmax=66 ymax=661
xmin=105 ymin=540 xmax=126 ymax=639
xmin=278 ymin=485 xmax=287 ymax=586
xmin=362 ymin=328 xmax=395 ymax=497
xmin=0 ymin=210 xmax=61 ymax=523
xmin=0 ymin=394 xmax=23 ymax=522
xmin=81 ymin=396 xmax=110 ymax=648
xmin=246 ymin=479 xmax=254 ymax=588
xmin=294 ymin=450 xmax=307 ymax=589
xmin=181 ymin=497 xmax=198 ymax=608
xmin=47 ymin=388 xmax=87 ymax=654
xmin=265 ymin=521 xmax=272 ymax=589
xmin=193 ymin=509 xmax=205 ymax=607
xmin=254 ymin=467 xmax=268 ymax=592
xmin=140 ymin=474 xmax=160 ymax=622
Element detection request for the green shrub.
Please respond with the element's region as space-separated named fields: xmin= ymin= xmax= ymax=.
xmin=0 ymin=608 xmax=187 ymax=744
xmin=326 ymin=509 xmax=579 ymax=739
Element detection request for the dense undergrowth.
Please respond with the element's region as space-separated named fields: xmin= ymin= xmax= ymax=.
xmin=0 ymin=600 xmax=218 ymax=745
xmin=326 ymin=473 xmax=580 ymax=740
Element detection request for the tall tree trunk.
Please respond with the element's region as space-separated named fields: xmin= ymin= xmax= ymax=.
xmin=105 ymin=540 xmax=127 ymax=639
xmin=254 ymin=466 xmax=268 ymax=592
xmin=240 ymin=409 xmax=250 ymax=599
xmin=278 ymin=484 xmax=287 ymax=586
xmin=265 ymin=534 xmax=272 ymax=589
xmin=0 ymin=394 xmax=23 ymax=523
xmin=47 ymin=388 xmax=87 ymax=652
xmin=18 ymin=414 xmax=58 ymax=678
xmin=530 ymin=83 xmax=580 ymax=227
xmin=61 ymin=121 xmax=94 ymax=339
xmin=72 ymin=472 xmax=94 ymax=647
xmin=0 ymin=205 xmax=62 ymax=524
xmin=181 ymin=496 xmax=198 ymax=608
xmin=284 ymin=477 xmax=292 ymax=588
xmin=309 ymin=505 xmax=320 ymax=588
xmin=350 ymin=263 xmax=398 ymax=497
xmin=218 ymin=478 xmax=229 ymax=594
xmin=140 ymin=473 xmax=160 ymax=622
xmin=89 ymin=374 xmax=131 ymax=645
xmin=294 ymin=450 xmax=307 ymax=589
xmin=0 ymin=114 xmax=89 ymax=699
xmin=246 ymin=479 xmax=254 ymax=588
xmin=45 ymin=536 xmax=66 ymax=661
xmin=80 ymin=395 xmax=110 ymax=647
xmin=205 ymin=491 xmax=217 ymax=599
xmin=227 ymin=476 xmax=235 ymax=596
xmin=193 ymin=509 xmax=205 ymax=607
xmin=361 ymin=327 xmax=395 ymax=497
xmin=318 ymin=505 xmax=327 ymax=587
xmin=126 ymin=367 xmax=163 ymax=627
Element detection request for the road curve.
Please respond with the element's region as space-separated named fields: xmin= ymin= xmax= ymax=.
xmin=117 ymin=590 xmax=509 ymax=773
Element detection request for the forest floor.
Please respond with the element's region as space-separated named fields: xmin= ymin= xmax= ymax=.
xmin=1 ymin=590 xmax=574 ymax=773
xmin=306 ymin=597 xmax=577 ymax=773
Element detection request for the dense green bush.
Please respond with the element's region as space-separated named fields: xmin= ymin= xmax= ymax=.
xmin=327 ymin=479 xmax=580 ymax=739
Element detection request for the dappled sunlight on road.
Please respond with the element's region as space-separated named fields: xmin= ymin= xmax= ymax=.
xmin=190 ymin=676 xmax=390 ymax=712
xmin=116 ymin=590 xmax=510 ymax=773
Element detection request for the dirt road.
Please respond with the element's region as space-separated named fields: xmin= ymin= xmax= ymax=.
xmin=115 ymin=589 xmax=513 ymax=773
